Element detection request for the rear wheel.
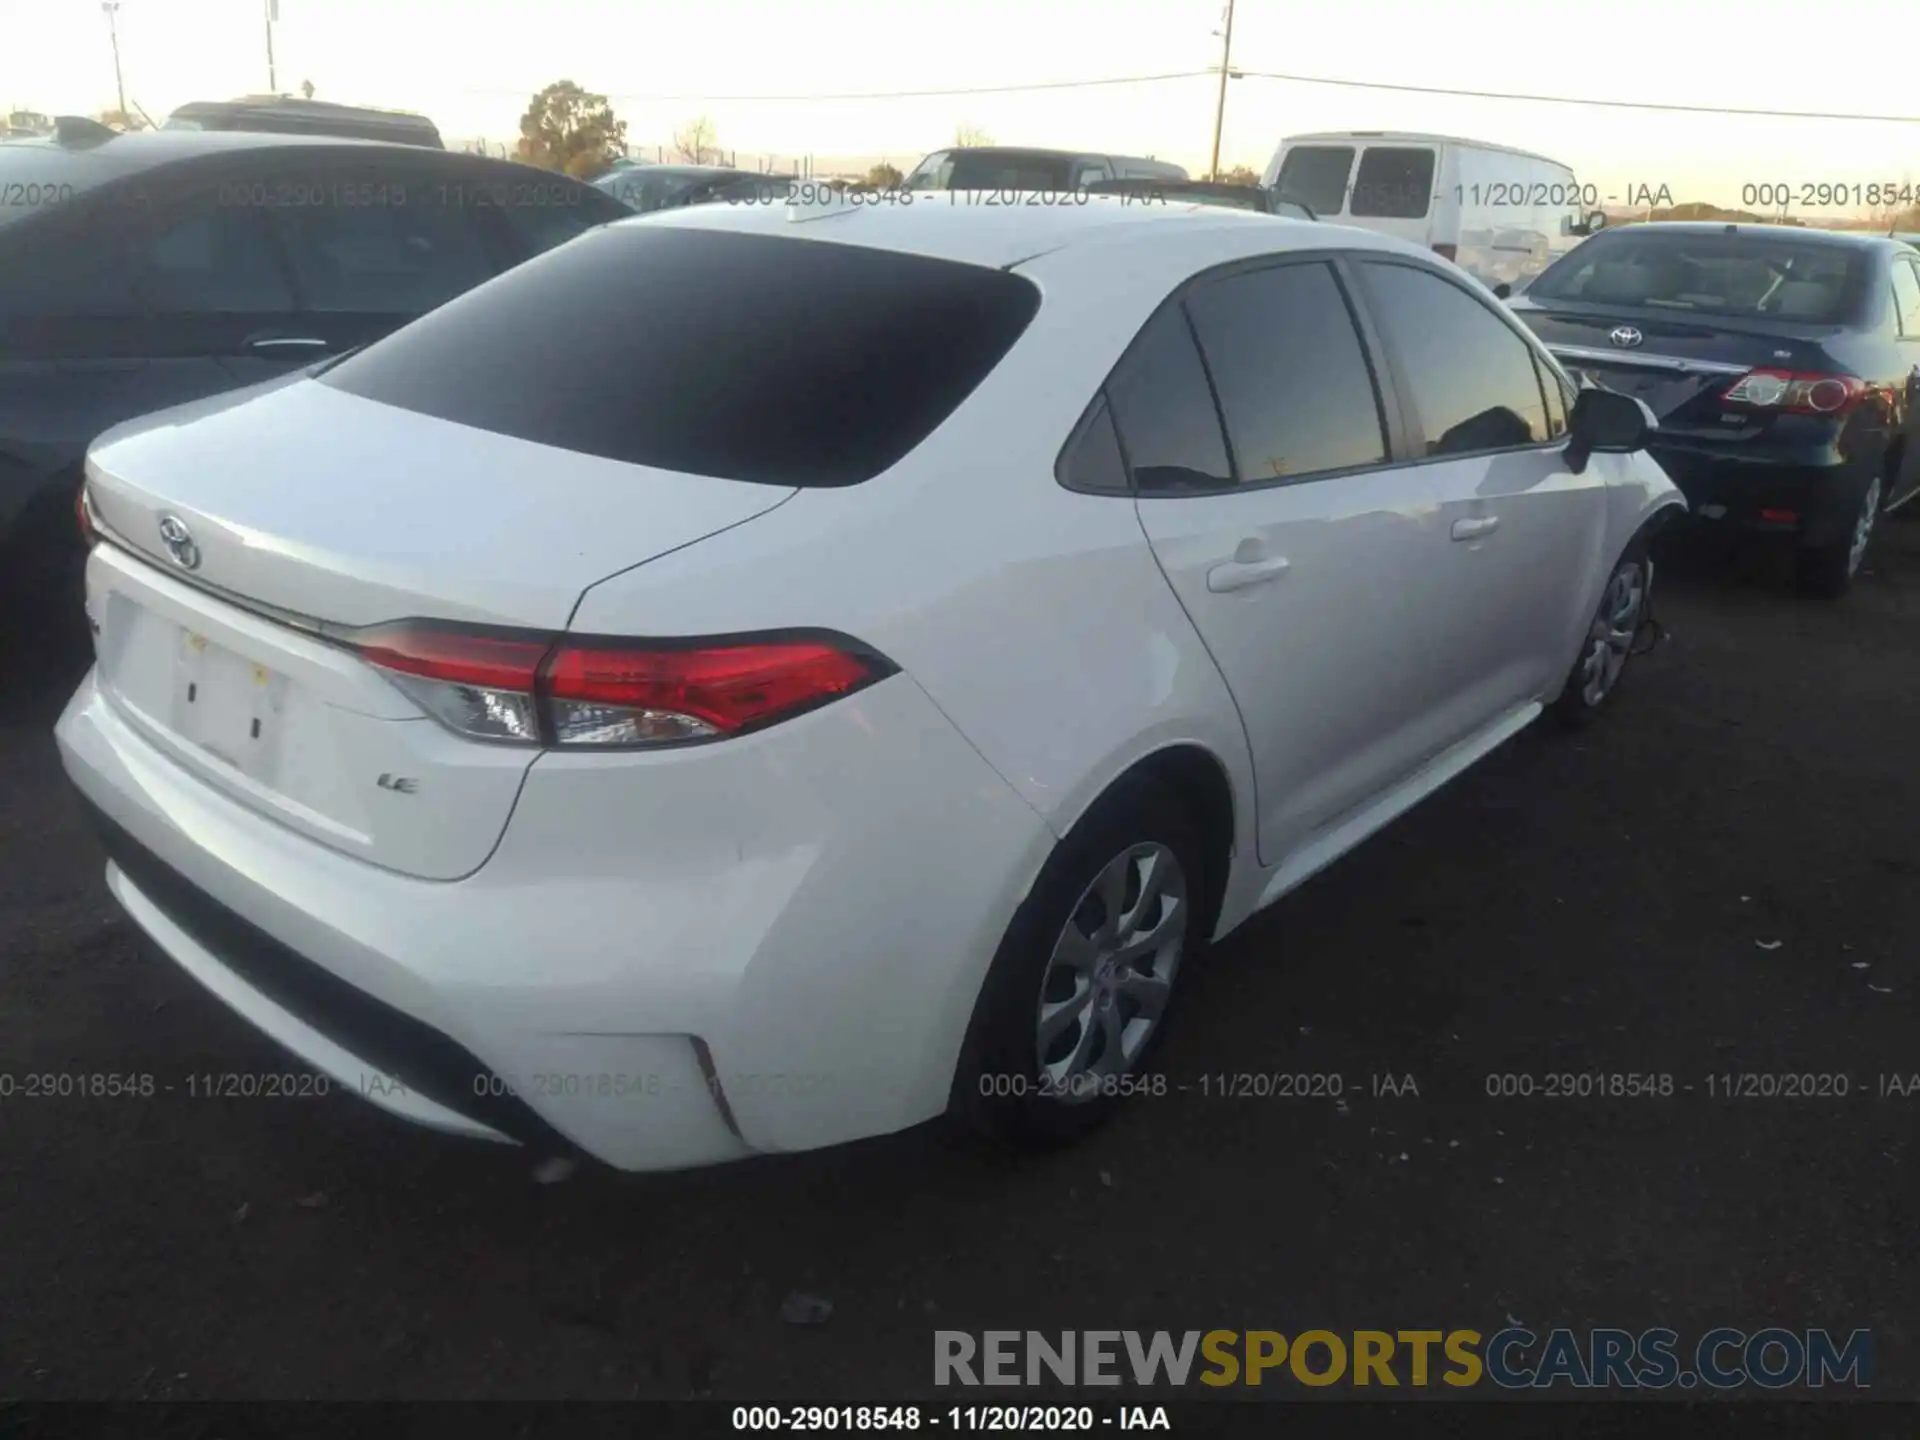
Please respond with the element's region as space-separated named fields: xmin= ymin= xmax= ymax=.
xmin=1795 ymin=474 xmax=1880 ymax=599
xmin=951 ymin=774 xmax=1204 ymax=1148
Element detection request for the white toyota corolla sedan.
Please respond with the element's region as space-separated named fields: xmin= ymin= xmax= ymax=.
xmin=56 ymin=190 xmax=1684 ymax=1171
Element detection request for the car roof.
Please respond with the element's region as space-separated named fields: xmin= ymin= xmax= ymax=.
xmin=173 ymin=96 xmax=433 ymax=122
xmin=0 ymin=127 xmax=426 ymax=178
xmin=1282 ymin=132 xmax=1566 ymax=166
xmin=630 ymin=191 xmax=1409 ymax=270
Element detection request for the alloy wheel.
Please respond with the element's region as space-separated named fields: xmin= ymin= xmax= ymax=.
xmin=1033 ymin=842 xmax=1187 ymax=1102
xmin=1579 ymin=560 xmax=1647 ymax=708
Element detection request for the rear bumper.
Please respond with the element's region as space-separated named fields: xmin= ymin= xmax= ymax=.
xmin=1648 ymin=443 xmax=1875 ymax=548
xmin=56 ymin=667 xmax=1054 ymax=1171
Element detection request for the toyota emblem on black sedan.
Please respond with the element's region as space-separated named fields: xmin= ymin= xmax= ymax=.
xmin=1609 ymin=326 xmax=1644 ymax=348
xmin=157 ymin=514 xmax=200 ymax=570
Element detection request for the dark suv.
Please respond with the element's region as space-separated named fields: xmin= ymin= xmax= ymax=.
xmin=1511 ymin=223 xmax=1920 ymax=596
xmin=0 ymin=125 xmax=629 ymax=646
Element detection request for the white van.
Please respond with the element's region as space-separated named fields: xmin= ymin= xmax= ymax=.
xmin=1263 ymin=132 xmax=1607 ymax=294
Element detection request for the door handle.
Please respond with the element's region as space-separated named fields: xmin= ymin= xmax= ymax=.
xmin=245 ymin=336 xmax=331 ymax=353
xmin=1451 ymin=515 xmax=1500 ymax=541
xmin=1206 ymin=556 xmax=1291 ymax=593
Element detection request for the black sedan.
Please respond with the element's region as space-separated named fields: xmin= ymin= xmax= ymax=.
xmin=1510 ymin=222 xmax=1920 ymax=596
xmin=0 ymin=120 xmax=628 ymax=648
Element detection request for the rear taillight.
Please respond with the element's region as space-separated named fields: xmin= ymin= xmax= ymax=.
xmin=1721 ymin=370 xmax=1865 ymax=416
xmin=349 ymin=622 xmax=894 ymax=748
xmin=1432 ymin=243 xmax=1458 ymax=262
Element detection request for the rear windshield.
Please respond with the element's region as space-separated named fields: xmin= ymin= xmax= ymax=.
xmin=1526 ymin=231 xmax=1869 ymax=323
xmin=0 ymin=142 xmax=124 ymax=230
xmin=319 ymin=225 xmax=1042 ymax=487
xmin=1274 ymin=146 xmax=1353 ymax=217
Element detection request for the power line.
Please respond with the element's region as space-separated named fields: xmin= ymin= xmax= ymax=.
xmin=464 ymin=71 xmax=1212 ymax=104
xmin=1235 ymin=70 xmax=1920 ymax=124
xmin=462 ymin=66 xmax=1920 ymax=124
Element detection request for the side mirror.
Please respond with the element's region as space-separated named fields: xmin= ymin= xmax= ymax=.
xmin=1586 ymin=209 xmax=1608 ymax=233
xmin=1565 ymin=386 xmax=1653 ymax=473
xmin=1564 ymin=209 xmax=1609 ymax=238
xmin=1492 ymin=281 xmax=1513 ymax=300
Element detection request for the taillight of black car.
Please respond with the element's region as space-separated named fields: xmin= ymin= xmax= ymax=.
xmin=349 ymin=621 xmax=896 ymax=749
xmin=1720 ymin=370 xmax=1867 ymax=417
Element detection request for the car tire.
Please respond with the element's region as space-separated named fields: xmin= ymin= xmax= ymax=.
xmin=1795 ymin=474 xmax=1881 ymax=599
xmin=949 ymin=773 xmax=1205 ymax=1149
xmin=1551 ymin=534 xmax=1652 ymax=729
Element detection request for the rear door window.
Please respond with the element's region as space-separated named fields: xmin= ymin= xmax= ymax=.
xmin=266 ymin=168 xmax=500 ymax=314
xmin=0 ymin=221 xmax=142 ymax=315
xmin=1350 ymin=147 xmax=1435 ymax=219
xmin=319 ymin=225 xmax=1041 ymax=487
xmin=141 ymin=199 xmax=296 ymax=313
xmin=1183 ymin=261 xmax=1388 ymax=484
xmin=1274 ymin=146 xmax=1354 ymax=217
xmin=493 ymin=180 xmax=627 ymax=256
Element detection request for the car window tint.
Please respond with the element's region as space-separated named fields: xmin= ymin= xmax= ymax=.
xmin=496 ymin=183 xmax=624 ymax=255
xmin=1349 ymin=147 xmax=1435 ymax=219
xmin=1361 ymin=261 xmax=1548 ymax=456
xmin=141 ymin=201 xmax=295 ymax=312
xmin=947 ymin=151 xmax=1076 ymax=190
xmin=1893 ymin=258 xmax=1920 ymax=336
xmin=0 ymin=221 xmax=141 ymax=315
xmin=320 ymin=225 xmax=1040 ymax=488
xmin=1528 ymin=231 xmax=1866 ymax=323
xmin=1274 ymin=146 xmax=1353 ymax=216
xmin=1105 ymin=304 xmax=1233 ymax=494
xmin=1056 ymin=396 xmax=1129 ymax=495
xmin=270 ymin=174 xmax=496 ymax=314
xmin=1182 ymin=261 xmax=1387 ymax=484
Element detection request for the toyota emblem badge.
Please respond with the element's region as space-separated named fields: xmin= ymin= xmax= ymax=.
xmin=156 ymin=513 xmax=201 ymax=571
xmin=1609 ymin=326 xmax=1644 ymax=349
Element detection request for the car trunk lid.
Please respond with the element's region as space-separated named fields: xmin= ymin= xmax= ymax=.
xmin=1514 ymin=301 xmax=1847 ymax=431
xmin=82 ymin=378 xmax=796 ymax=880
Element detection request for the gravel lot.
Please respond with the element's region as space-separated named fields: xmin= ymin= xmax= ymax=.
xmin=2 ymin=521 xmax=1916 ymax=1403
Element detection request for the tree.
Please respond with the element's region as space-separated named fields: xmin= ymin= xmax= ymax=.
xmin=94 ymin=108 xmax=147 ymax=131
xmin=866 ymin=161 xmax=903 ymax=189
xmin=674 ymin=115 xmax=718 ymax=166
xmin=514 ymin=80 xmax=628 ymax=181
xmin=1212 ymin=164 xmax=1259 ymax=186
xmin=953 ymin=123 xmax=992 ymax=148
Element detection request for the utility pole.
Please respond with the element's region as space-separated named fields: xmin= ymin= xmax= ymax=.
xmin=1207 ymin=0 xmax=1236 ymax=181
xmin=101 ymin=2 xmax=127 ymax=119
xmin=264 ymin=0 xmax=279 ymax=93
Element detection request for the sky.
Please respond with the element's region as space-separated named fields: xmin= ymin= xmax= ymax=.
xmin=6 ymin=0 xmax=1919 ymax=214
